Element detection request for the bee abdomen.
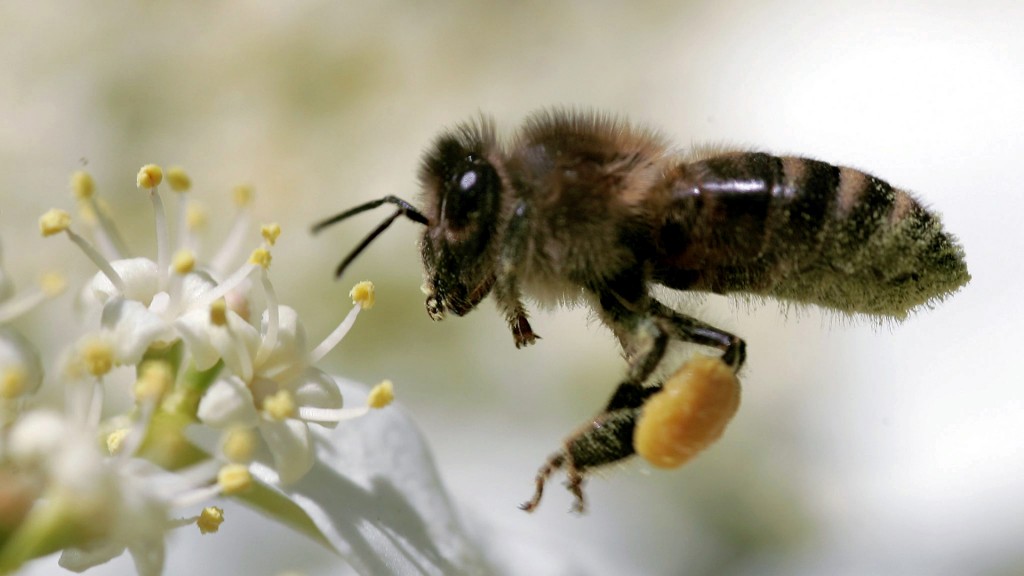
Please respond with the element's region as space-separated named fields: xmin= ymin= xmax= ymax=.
xmin=656 ymin=153 xmax=970 ymax=318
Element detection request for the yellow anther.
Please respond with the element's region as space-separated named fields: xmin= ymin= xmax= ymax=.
xmin=232 ymin=184 xmax=254 ymax=207
xmin=186 ymin=202 xmax=207 ymax=230
xmin=217 ymin=464 xmax=252 ymax=495
xmin=248 ymin=248 xmax=271 ymax=269
xmin=133 ymin=361 xmax=173 ymax=402
xmin=197 ymin=506 xmax=224 ymax=534
xmin=260 ymin=223 xmax=281 ymax=246
xmin=81 ymin=338 xmax=114 ymax=377
xmin=172 ymin=249 xmax=196 ymax=275
xmin=367 ymin=379 xmax=394 ymax=409
xmin=209 ymin=298 xmax=228 ymax=327
xmin=221 ymin=427 xmax=257 ymax=463
xmin=136 ymin=164 xmax=163 ymax=189
xmin=0 ymin=367 xmax=26 ymax=399
xmin=70 ymin=171 xmax=95 ymax=199
xmin=349 ymin=281 xmax=375 ymax=309
xmin=263 ymin=389 xmax=297 ymax=421
xmin=166 ymin=167 xmax=192 ymax=192
xmin=39 ymin=209 xmax=72 ymax=237
xmin=40 ymin=272 xmax=67 ymax=297
xmin=106 ymin=428 xmax=130 ymax=455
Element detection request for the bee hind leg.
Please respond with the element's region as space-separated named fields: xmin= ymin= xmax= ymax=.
xmin=649 ymin=300 xmax=747 ymax=372
xmin=519 ymin=403 xmax=655 ymax=514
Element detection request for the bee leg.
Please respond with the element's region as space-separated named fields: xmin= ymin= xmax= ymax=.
xmin=495 ymin=201 xmax=540 ymax=348
xmin=519 ymin=452 xmax=564 ymax=512
xmin=649 ymin=301 xmax=747 ymax=372
xmin=520 ymin=402 xmax=656 ymax=514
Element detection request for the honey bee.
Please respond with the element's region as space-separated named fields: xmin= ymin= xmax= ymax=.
xmin=313 ymin=109 xmax=970 ymax=513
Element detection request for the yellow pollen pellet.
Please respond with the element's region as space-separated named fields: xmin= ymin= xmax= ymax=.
xmin=0 ymin=367 xmax=26 ymax=399
xmin=39 ymin=209 xmax=72 ymax=236
xmin=232 ymin=184 xmax=253 ymax=207
xmin=349 ymin=281 xmax=375 ymax=309
xmin=261 ymin=223 xmax=281 ymax=246
xmin=209 ymin=299 xmax=228 ymax=326
xmin=248 ymin=248 xmax=271 ymax=269
xmin=136 ymin=164 xmax=163 ymax=189
xmin=70 ymin=171 xmax=95 ymax=199
xmin=634 ymin=355 xmax=741 ymax=469
xmin=197 ymin=506 xmax=224 ymax=534
xmin=81 ymin=338 xmax=114 ymax=376
xmin=166 ymin=167 xmax=192 ymax=192
xmin=263 ymin=389 xmax=297 ymax=421
xmin=106 ymin=428 xmax=130 ymax=455
xmin=367 ymin=380 xmax=394 ymax=409
xmin=217 ymin=464 xmax=252 ymax=495
xmin=172 ymin=249 xmax=196 ymax=274
xmin=221 ymin=427 xmax=256 ymax=463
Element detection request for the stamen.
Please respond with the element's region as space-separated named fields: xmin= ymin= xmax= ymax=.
xmin=105 ymin=428 xmax=130 ymax=455
xmin=198 ymin=262 xmax=257 ymax=309
xmin=308 ymin=302 xmax=360 ymax=363
xmin=168 ymin=167 xmax=193 ymax=255
xmin=209 ymin=186 xmax=253 ymax=274
xmin=367 ymin=379 xmax=394 ymax=408
xmin=254 ymin=268 xmax=279 ymax=366
xmin=298 ymin=405 xmax=368 ymax=423
xmin=260 ymin=223 xmax=281 ymax=246
xmin=81 ymin=338 xmax=114 ymax=377
xmin=147 ymin=184 xmax=171 ymax=289
xmin=221 ymin=427 xmax=256 ymax=463
xmin=262 ymin=389 xmax=296 ymax=421
xmin=196 ymin=506 xmax=224 ymax=534
xmin=136 ymin=164 xmax=164 ymax=189
xmin=0 ymin=367 xmax=26 ymax=399
xmin=217 ymin=463 xmax=253 ymax=495
xmin=0 ymin=272 xmax=63 ymax=323
xmin=71 ymin=171 xmax=130 ymax=259
xmin=349 ymin=280 xmax=375 ymax=309
xmin=40 ymin=210 xmax=125 ymax=293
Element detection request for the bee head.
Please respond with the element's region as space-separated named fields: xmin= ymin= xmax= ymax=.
xmin=418 ymin=118 xmax=504 ymax=320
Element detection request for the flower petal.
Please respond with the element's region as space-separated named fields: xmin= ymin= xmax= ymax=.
xmin=197 ymin=376 xmax=259 ymax=428
xmin=101 ymin=298 xmax=176 ymax=364
xmin=0 ymin=327 xmax=44 ymax=397
xmin=82 ymin=258 xmax=160 ymax=307
xmin=279 ymin=377 xmax=488 ymax=574
xmin=293 ymin=367 xmax=343 ymax=427
xmin=176 ymin=307 xmax=259 ymax=374
xmin=257 ymin=305 xmax=308 ymax=382
xmin=259 ymin=418 xmax=314 ymax=485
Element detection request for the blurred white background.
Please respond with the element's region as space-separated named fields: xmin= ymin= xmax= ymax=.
xmin=4 ymin=0 xmax=1022 ymax=574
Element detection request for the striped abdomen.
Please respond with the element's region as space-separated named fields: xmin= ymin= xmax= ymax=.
xmin=651 ymin=152 xmax=970 ymax=318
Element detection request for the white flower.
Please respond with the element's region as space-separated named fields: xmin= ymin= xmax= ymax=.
xmin=0 ymin=328 xmax=43 ymax=403
xmin=6 ymin=411 xmax=173 ymax=576
xmin=194 ymin=305 xmax=346 ymax=484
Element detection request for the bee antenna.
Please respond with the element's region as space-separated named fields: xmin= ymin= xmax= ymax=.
xmin=311 ymin=195 xmax=428 ymax=279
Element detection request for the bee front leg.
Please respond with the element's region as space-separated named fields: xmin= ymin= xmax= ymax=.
xmin=493 ymin=283 xmax=539 ymax=349
xmin=495 ymin=201 xmax=539 ymax=348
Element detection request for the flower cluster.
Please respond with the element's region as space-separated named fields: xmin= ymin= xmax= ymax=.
xmin=0 ymin=165 xmax=392 ymax=575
